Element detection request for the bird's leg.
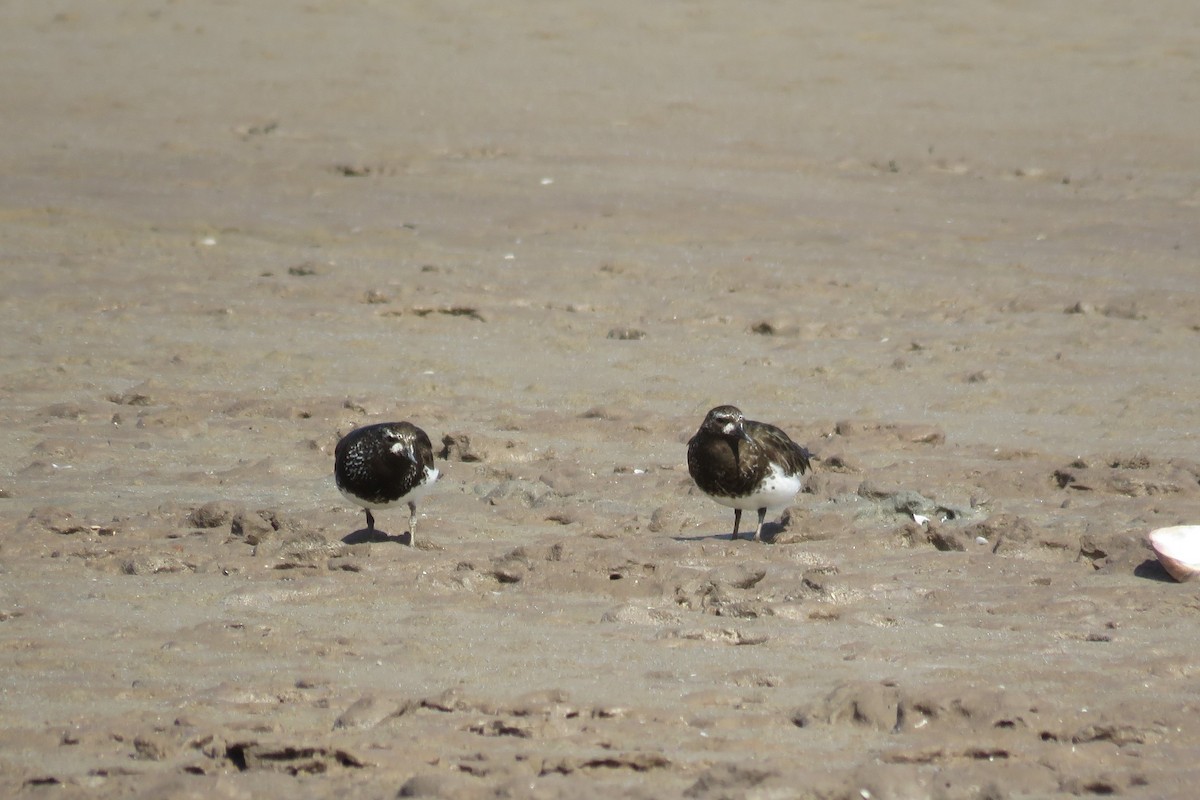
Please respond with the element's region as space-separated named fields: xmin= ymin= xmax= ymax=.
xmin=753 ymin=508 xmax=767 ymax=542
xmin=365 ymin=509 xmax=375 ymax=532
xmin=732 ymin=508 xmax=742 ymax=540
xmin=408 ymin=501 xmax=418 ymax=547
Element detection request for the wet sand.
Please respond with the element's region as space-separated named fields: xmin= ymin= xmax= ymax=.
xmin=2 ymin=2 xmax=1200 ymax=797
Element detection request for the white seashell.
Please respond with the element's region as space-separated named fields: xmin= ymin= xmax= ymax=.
xmin=1147 ymin=526 xmax=1200 ymax=582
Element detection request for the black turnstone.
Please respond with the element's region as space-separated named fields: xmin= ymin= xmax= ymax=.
xmin=687 ymin=405 xmax=813 ymax=541
xmin=334 ymin=421 xmax=439 ymax=544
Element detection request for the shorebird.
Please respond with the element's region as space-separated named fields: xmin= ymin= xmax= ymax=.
xmin=687 ymin=405 xmax=813 ymax=541
xmin=334 ymin=421 xmax=439 ymax=544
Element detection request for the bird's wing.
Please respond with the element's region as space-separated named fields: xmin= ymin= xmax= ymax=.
xmin=745 ymin=420 xmax=813 ymax=475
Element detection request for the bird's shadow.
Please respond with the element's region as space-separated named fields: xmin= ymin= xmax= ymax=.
xmin=672 ymin=521 xmax=787 ymax=544
xmin=341 ymin=527 xmax=412 ymax=546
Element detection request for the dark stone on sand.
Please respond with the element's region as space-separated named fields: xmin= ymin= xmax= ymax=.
xmin=189 ymin=501 xmax=239 ymax=529
xmin=492 ymin=564 xmax=525 ymax=583
xmin=108 ymin=386 xmax=153 ymax=406
xmin=926 ymin=526 xmax=967 ymax=552
xmin=121 ymin=555 xmax=192 ymax=575
xmin=801 ymin=567 xmax=839 ymax=595
xmin=223 ymin=740 xmax=368 ymax=773
xmin=580 ymin=404 xmax=626 ymax=420
xmin=833 ymin=419 xmax=861 ymax=436
xmin=439 ymin=432 xmax=484 ymax=462
xmin=132 ymin=734 xmax=174 ymax=761
xmin=820 ymin=452 xmax=862 ymax=473
xmin=231 ymin=510 xmax=277 ymax=544
xmin=1109 ymin=453 xmax=1152 ymax=469
xmin=1052 ymin=468 xmax=1087 ymax=490
xmin=491 ymin=549 xmax=533 ymax=583
xmin=25 ymin=506 xmax=89 ymax=535
xmin=794 ymin=680 xmax=902 ymax=732
xmin=750 ymin=321 xmax=777 ymax=335
xmin=606 ymin=327 xmax=646 ymax=340
xmin=1053 ymin=458 xmax=1199 ymax=497
xmin=406 ymin=305 xmax=485 ymax=322
xmin=541 ymin=751 xmax=671 ymax=774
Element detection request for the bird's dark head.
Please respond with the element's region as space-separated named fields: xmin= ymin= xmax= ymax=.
xmin=381 ymin=425 xmax=418 ymax=461
xmin=700 ymin=405 xmax=750 ymax=441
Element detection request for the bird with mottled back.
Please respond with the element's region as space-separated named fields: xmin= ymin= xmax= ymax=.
xmin=687 ymin=405 xmax=813 ymax=541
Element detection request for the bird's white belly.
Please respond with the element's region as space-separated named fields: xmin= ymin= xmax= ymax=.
xmin=338 ymin=467 xmax=439 ymax=510
xmin=710 ymin=464 xmax=802 ymax=511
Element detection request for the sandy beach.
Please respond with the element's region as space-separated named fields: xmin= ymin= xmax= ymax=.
xmin=2 ymin=1 xmax=1200 ymax=797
